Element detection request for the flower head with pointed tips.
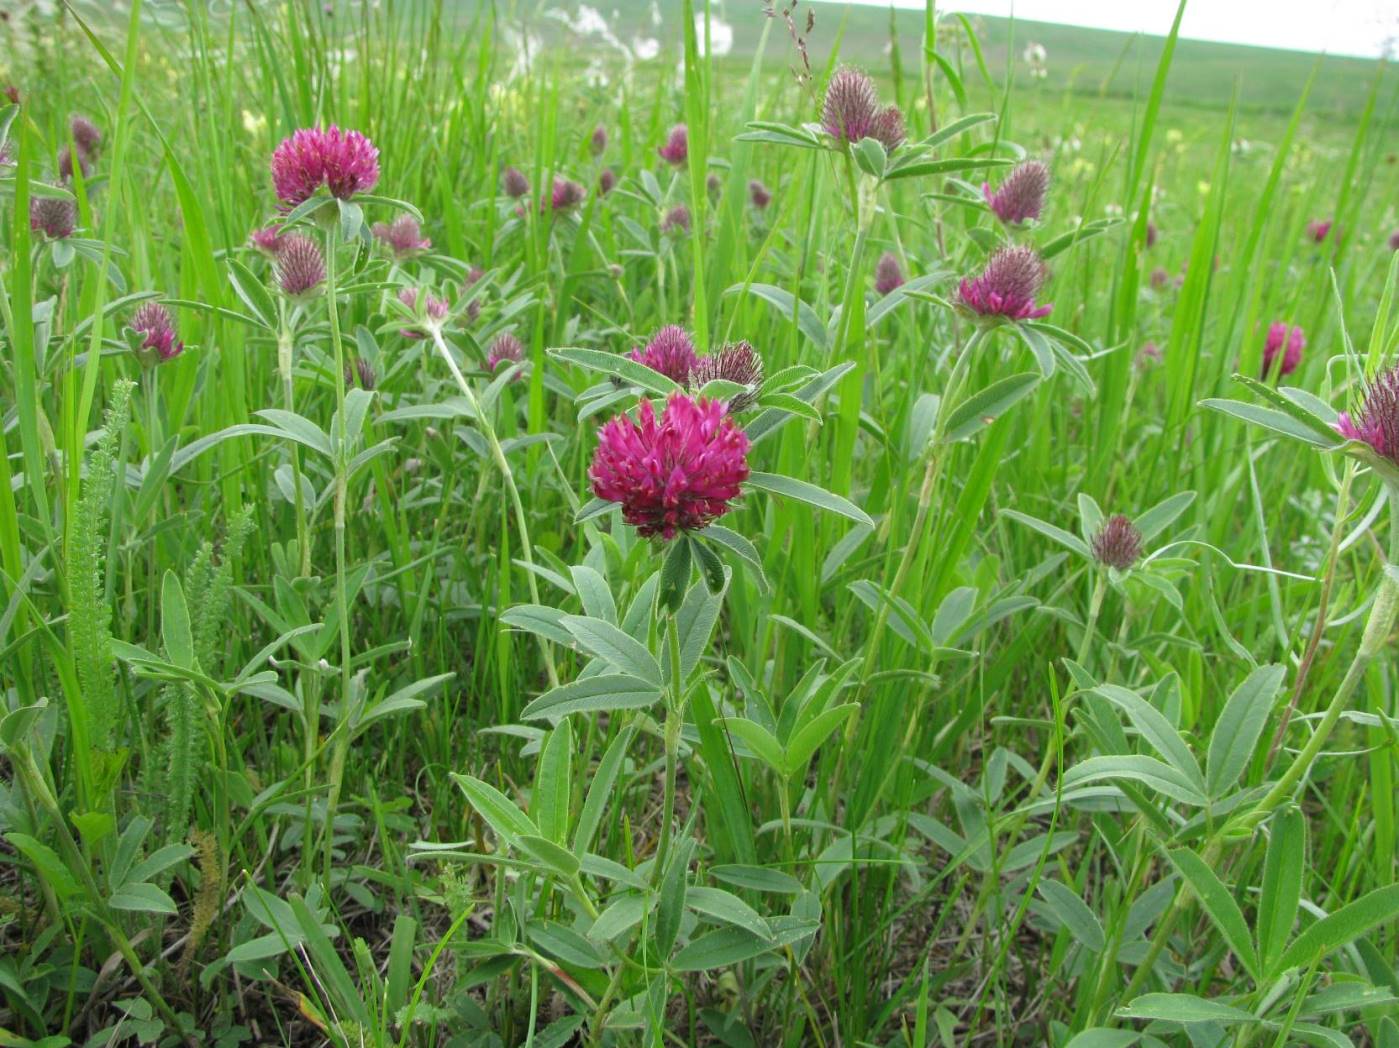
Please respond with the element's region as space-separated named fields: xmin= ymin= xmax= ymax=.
xmin=662 ymin=205 xmax=691 ymax=235
xmin=488 ymin=333 xmax=525 ymax=380
xmin=346 ymin=358 xmax=376 ymax=390
xmin=590 ymin=124 xmax=608 ymax=156
xmin=1337 ymin=365 xmax=1399 ymax=467
xmin=1092 ymin=515 xmax=1143 ymax=570
xmin=821 ymin=67 xmax=879 ymax=144
xmin=548 ymin=175 xmax=585 ymax=212
xmin=69 ymin=115 xmax=101 ymax=157
xmin=598 ymin=168 xmax=616 ymax=195
xmin=589 ymin=394 xmax=750 ymax=540
xmin=958 ymin=245 xmax=1052 ymax=321
xmin=270 ymin=125 xmax=379 ymax=207
xmin=129 ymin=302 xmax=184 ymax=366
xmin=275 ymin=234 xmax=326 ymax=300
xmin=690 ymin=341 xmax=764 ymax=413
xmin=982 ymin=160 xmax=1049 ymax=225
xmin=629 ymin=325 xmax=698 ymax=384
xmin=748 ymin=179 xmax=771 ymax=210
xmin=658 ymin=124 xmax=688 ymax=166
xmin=372 ymin=214 xmax=431 ymax=259
xmin=249 ymin=225 xmax=286 ymax=257
xmin=1262 ymin=322 xmax=1304 ymax=378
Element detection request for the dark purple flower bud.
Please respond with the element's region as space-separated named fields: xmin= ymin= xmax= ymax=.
xmin=275 ymin=234 xmax=326 ymax=300
xmin=502 ymin=165 xmax=530 ymax=198
xmin=1307 ymin=218 xmax=1332 ymax=243
xmin=69 ymin=115 xmax=101 ymax=157
xmin=981 ymin=160 xmax=1049 ymax=226
xmin=1262 ymin=322 xmax=1304 ymax=378
xmin=821 ymin=67 xmax=879 ymax=145
xmin=748 ymin=179 xmax=771 ymax=209
xmin=1337 ymin=364 xmax=1399 ymax=465
xmin=872 ymin=105 xmax=906 ymax=151
xmin=29 ymin=196 xmax=76 ymax=240
xmin=1388 ymin=229 xmax=1399 ymax=252
xmin=590 ymin=124 xmax=607 ymax=156
xmin=706 ymin=172 xmax=722 ymax=198
xmin=629 ymin=325 xmax=697 ymax=383
xmin=1146 ymin=221 xmax=1158 ymax=248
xmin=488 ymin=333 xmax=525 ymax=380
xmin=548 ymin=175 xmax=585 ymax=212
xmin=58 ymin=146 xmax=89 ymax=182
xmin=598 ymin=167 xmax=616 ymax=195
xmin=874 ymin=251 xmax=904 ymax=295
xmin=345 ymin=358 xmax=376 ymax=390
xmin=1149 ymin=266 xmax=1169 ymax=290
xmin=958 ymin=245 xmax=1051 ymax=321
xmin=1091 ymin=514 xmax=1143 ymax=570
xmin=690 ymin=341 xmax=764 ymax=413
xmin=662 ymin=204 xmax=691 ymax=235
xmin=372 ymin=214 xmax=431 ymax=259
xmin=3 ymin=85 xmax=19 ymax=105
xmin=270 ymin=125 xmax=379 ymax=206
xmin=129 ymin=302 xmax=184 ymax=366
xmin=658 ymin=124 xmax=688 ymax=166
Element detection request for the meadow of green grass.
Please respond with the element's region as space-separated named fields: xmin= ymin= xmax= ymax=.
xmin=2 ymin=1 xmax=1399 ymax=1045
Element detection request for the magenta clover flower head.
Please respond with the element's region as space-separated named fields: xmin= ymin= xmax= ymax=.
xmin=598 ymin=168 xmax=616 ymax=195
xmin=589 ymin=393 xmax=751 ymax=540
xmin=372 ymin=214 xmax=431 ymax=259
xmin=1262 ymin=322 xmax=1304 ymax=378
xmin=958 ymin=245 xmax=1052 ymax=321
xmin=346 ymin=358 xmax=377 ymax=391
xmin=398 ymin=287 xmax=450 ymax=339
xmin=69 ymin=115 xmax=101 ymax=157
xmin=982 ymin=160 xmax=1049 ymax=225
xmin=658 ymin=124 xmax=688 ymax=166
xmin=629 ymin=325 xmax=698 ymax=384
xmin=487 ymin=333 xmax=526 ymax=379
xmin=129 ymin=302 xmax=184 ymax=366
xmin=502 ymin=165 xmax=530 ymax=199
xmin=29 ymin=196 xmax=76 ymax=240
xmin=548 ymin=175 xmax=585 ymax=212
xmin=874 ymin=251 xmax=904 ymax=295
xmin=1336 ymin=365 xmax=1399 ymax=467
xmin=249 ymin=225 xmax=286 ymax=257
xmin=1091 ymin=514 xmax=1143 ymax=570
xmin=590 ymin=124 xmax=608 ymax=156
xmin=271 ymin=125 xmax=380 ymax=207
xmin=662 ymin=204 xmax=691 ymax=235
xmin=748 ymin=179 xmax=771 ymax=210
xmin=1307 ymin=218 xmax=1332 ymax=243
xmin=275 ymin=234 xmax=327 ymax=300
xmin=690 ymin=341 xmax=764 ymax=413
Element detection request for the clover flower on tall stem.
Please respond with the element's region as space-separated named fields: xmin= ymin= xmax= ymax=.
xmin=501 ymin=165 xmax=529 ymax=199
xmin=821 ymin=66 xmax=904 ymax=150
xmin=958 ymin=245 xmax=1052 ymax=321
xmin=29 ymin=196 xmax=76 ymax=240
xmin=275 ymin=234 xmax=326 ymax=301
xmin=874 ymin=251 xmax=904 ymax=295
xmin=128 ymin=302 xmax=184 ymax=366
xmin=271 ymin=125 xmax=379 ymax=207
xmin=689 ymin=341 xmax=763 ymax=413
xmin=372 ymin=214 xmax=430 ymax=259
xmin=982 ymin=160 xmax=1049 ymax=226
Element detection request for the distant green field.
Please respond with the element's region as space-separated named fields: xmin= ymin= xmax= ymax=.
xmin=518 ymin=1 xmax=1394 ymax=121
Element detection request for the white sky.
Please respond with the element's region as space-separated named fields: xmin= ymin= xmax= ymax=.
xmin=809 ymin=0 xmax=1399 ymax=58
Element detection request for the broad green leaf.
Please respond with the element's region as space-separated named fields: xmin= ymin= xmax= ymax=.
xmin=1037 ymin=879 xmax=1106 ymax=953
xmin=160 ymin=570 xmax=194 ymax=669
xmin=1094 ymin=685 xmax=1203 ymax=790
xmin=560 ymin=615 xmax=662 ymax=685
xmin=451 ymin=774 xmax=538 ymax=847
xmin=1002 ymin=509 xmax=1092 ymax=559
xmin=943 ymin=372 xmax=1040 ymax=442
xmin=1168 ymin=848 xmax=1260 ymax=980
xmin=1279 ymin=884 xmax=1399 ymax=972
xmin=1117 ymin=993 xmax=1256 ymax=1023
xmin=1206 ymin=664 xmax=1285 ymax=797
xmin=1259 ymin=807 xmax=1305 ymax=975
xmin=746 ymin=472 xmax=874 ymax=528
xmin=521 ymin=674 xmax=661 ymax=720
